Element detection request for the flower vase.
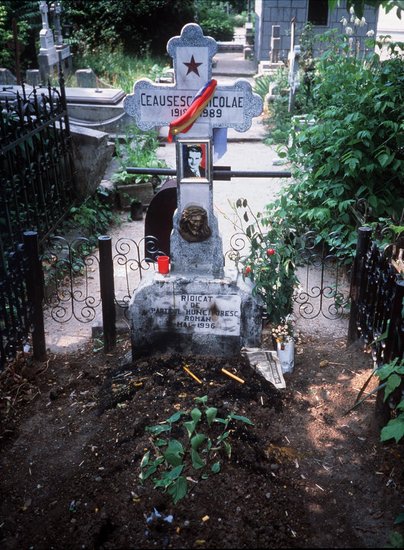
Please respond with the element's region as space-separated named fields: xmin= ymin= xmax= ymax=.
xmin=276 ymin=338 xmax=295 ymax=374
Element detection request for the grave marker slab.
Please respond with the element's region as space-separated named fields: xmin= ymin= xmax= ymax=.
xmin=125 ymin=23 xmax=263 ymax=357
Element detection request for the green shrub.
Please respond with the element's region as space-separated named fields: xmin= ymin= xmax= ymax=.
xmin=230 ymin=199 xmax=299 ymax=324
xmin=113 ymin=125 xmax=167 ymax=185
xmin=65 ymin=188 xmax=119 ymax=246
xmin=265 ymin=36 xmax=404 ymax=258
xmin=73 ymin=46 xmax=168 ymax=93
xmin=198 ymin=1 xmax=235 ymax=41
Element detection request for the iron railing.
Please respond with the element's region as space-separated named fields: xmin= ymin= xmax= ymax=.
xmin=0 ymin=75 xmax=76 ymax=252
xmin=0 ymin=69 xmax=76 ymax=367
xmin=349 ymin=227 xmax=403 ymax=365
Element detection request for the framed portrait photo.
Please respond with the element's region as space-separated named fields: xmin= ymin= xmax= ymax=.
xmin=178 ymin=139 xmax=211 ymax=183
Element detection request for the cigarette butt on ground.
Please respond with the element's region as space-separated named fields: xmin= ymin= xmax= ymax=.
xmin=183 ymin=365 xmax=202 ymax=384
xmin=221 ymin=368 xmax=245 ymax=384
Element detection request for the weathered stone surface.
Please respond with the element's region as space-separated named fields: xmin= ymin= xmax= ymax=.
xmin=75 ymin=69 xmax=97 ymax=88
xmin=0 ymin=68 xmax=17 ymax=85
xmin=130 ymin=269 xmax=262 ymax=357
xmin=70 ymin=125 xmax=114 ymax=198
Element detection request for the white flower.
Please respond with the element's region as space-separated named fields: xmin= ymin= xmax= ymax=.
xmin=340 ymin=16 xmax=347 ymax=26
xmin=366 ymin=29 xmax=375 ymax=37
xmin=360 ymin=16 xmax=367 ymax=26
xmin=349 ymin=6 xmax=355 ymax=14
xmin=345 ymin=26 xmax=354 ymax=36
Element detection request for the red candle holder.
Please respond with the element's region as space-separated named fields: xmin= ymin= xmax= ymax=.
xmin=157 ymin=255 xmax=170 ymax=274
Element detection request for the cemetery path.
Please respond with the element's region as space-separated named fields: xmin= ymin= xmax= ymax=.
xmin=1 ymin=331 xmax=403 ymax=549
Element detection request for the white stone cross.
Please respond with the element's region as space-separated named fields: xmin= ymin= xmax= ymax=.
xmin=124 ymin=23 xmax=263 ymax=139
xmin=39 ymin=0 xmax=50 ymax=30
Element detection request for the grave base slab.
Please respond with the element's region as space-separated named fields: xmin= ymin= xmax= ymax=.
xmin=129 ymin=269 xmax=262 ymax=358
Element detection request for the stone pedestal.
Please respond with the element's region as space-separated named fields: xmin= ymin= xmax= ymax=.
xmin=129 ymin=269 xmax=262 ymax=358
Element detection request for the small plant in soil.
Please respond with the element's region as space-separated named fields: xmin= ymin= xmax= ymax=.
xmin=139 ymin=395 xmax=254 ymax=504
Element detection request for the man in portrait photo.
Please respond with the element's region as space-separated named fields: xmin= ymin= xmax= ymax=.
xmin=183 ymin=144 xmax=206 ymax=178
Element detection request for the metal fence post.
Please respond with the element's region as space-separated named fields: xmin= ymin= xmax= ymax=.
xmin=347 ymin=226 xmax=373 ymax=344
xmin=384 ymin=279 xmax=404 ymax=363
xmin=23 ymin=231 xmax=47 ymax=361
xmin=98 ymin=236 xmax=116 ymax=352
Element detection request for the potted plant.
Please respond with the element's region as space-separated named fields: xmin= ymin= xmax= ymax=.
xmin=112 ymin=125 xmax=167 ymax=209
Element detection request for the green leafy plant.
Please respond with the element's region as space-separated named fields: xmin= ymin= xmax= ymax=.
xmin=253 ymin=73 xmax=271 ymax=101
xmin=139 ymin=395 xmax=254 ymax=504
xmin=198 ymin=1 xmax=235 ymax=41
xmin=113 ymin=125 xmax=166 ymax=186
xmin=376 ymin=358 xmax=404 ymax=444
xmin=66 ymin=188 xmax=118 ymax=245
xmin=263 ymin=31 xmax=404 ymax=259
xmin=229 ymin=198 xmax=299 ymax=325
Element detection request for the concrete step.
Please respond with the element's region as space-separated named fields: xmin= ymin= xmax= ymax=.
xmin=217 ymin=42 xmax=244 ymax=53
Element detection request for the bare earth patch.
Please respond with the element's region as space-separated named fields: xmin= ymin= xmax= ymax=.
xmin=0 ymin=332 xmax=403 ymax=549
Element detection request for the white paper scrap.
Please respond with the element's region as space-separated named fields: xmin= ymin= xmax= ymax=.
xmin=241 ymin=347 xmax=286 ymax=389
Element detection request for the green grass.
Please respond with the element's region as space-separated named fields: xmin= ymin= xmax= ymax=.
xmin=73 ymin=47 xmax=170 ymax=93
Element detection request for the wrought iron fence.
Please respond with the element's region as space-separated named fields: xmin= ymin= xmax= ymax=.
xmin=2 ymin=223 xmax=402 ymax=368
xmin=0 ymin=74 xmax=76 ymax=252
xmin=349 ymin=227 xmax=404 ymax=366
xmin=40 ymin=234 xmax=167 ymax=352
xmin=0 ymin=70 xmax=76 ymax=368
xmin=225 ymin=228 xmax=351 ymax=321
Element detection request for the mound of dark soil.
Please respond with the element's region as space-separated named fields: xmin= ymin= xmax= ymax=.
xmin=0 ymin=333 xmax=403 ymax=549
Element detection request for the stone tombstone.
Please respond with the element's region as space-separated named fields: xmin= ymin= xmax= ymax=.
xmin=75 ymin=68 xmax=97 ymax=88
xmin=124 ymin=23 xmax=263 ymax=357
xmin=25 ymin=69 xmax=41 ymax=87
xmin=288 ymin=45 xmax=301 ymax=113
xmin=0 ymin=68 xmax=17 ymax=85
xmin=51 ymin=0 xmax=63 ymax=46
xmin=52 ymin=0 xmax=73 ymax=77
xmin=38 ymin=0 xmax=59 ymax=81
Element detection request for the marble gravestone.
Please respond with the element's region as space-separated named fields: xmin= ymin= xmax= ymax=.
xmin=38 ymin=1 xmax=59 ymax=82
xmin=38 ymin=0 xmax=72 ymax=82
xmin=124 ymin=23 xmax=263 ymax=357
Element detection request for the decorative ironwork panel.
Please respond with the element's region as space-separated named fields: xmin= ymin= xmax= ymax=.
xmin=224 ymin=229 xmax=350 ymax=321
xmin=41 ymin=234 xmax=166 ymax=325
xmin=293 ymin=231 xmax=350 ymax=320
xmin=42 ymin=236 xmax=101 ymax=324
xmin=113 ymin=236 xmax=165 ymax=312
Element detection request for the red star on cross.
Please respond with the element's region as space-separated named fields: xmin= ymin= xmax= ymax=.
xmin=183 ymin=55 xmax=202 ymax=76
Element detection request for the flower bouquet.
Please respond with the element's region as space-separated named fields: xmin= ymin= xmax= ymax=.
xmin=271 ymin=316 xmax=296 ymax=350
xmin=271 ymin=316 xmax=296 ymax=374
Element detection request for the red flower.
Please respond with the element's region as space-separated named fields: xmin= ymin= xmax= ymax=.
xmin=245 ymin=266 xmax=252 ymax=275
xmin=267 ymin=248 xmax=275 ymax=256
